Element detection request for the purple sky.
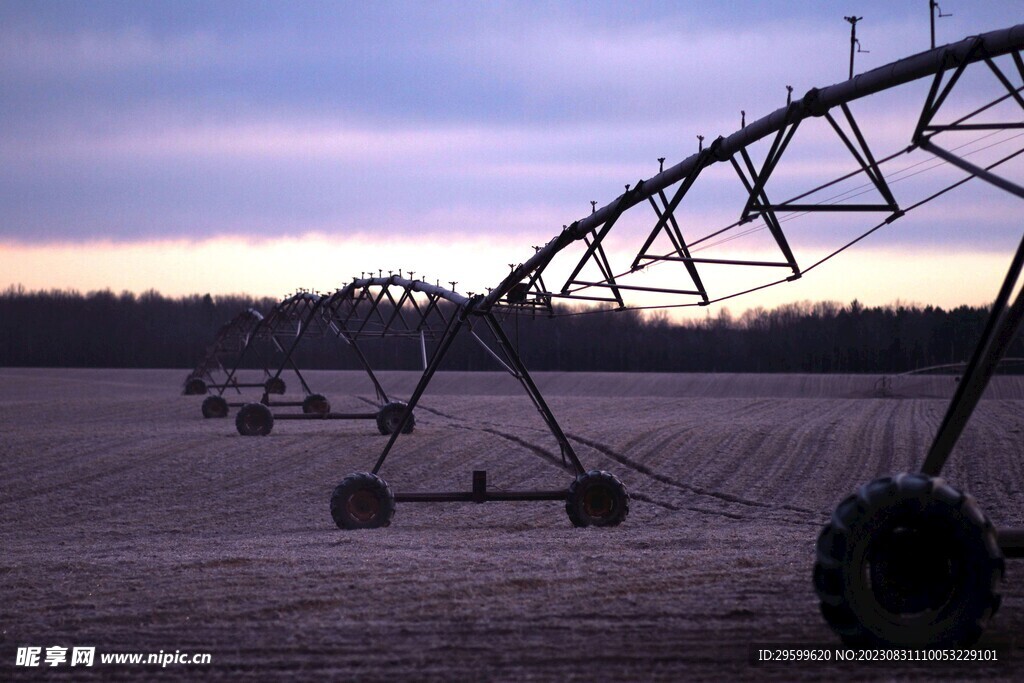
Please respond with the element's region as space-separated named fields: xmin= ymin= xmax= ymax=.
xmin=1 ymin=1 xmax=1022 ymax=309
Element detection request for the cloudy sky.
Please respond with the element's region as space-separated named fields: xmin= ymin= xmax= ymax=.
xmin=1 ymin=1 xmax=1022 ymax=315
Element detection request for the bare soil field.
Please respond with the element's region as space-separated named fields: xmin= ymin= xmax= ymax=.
xmin=2 ymin=368 xmax=1024 ymax=681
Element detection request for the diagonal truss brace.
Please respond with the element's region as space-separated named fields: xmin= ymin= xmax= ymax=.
xmin=371 ymin=304 xmax=586 ymax=476
xmin=631 ymin=149 xmax=714 ymax=302
xmin=559 ymin=191 xmax=635 ymax=306
xmin=725 ymin=104 xmax=902 ymax=278
xmin=822 ymin=104 xmax=900 ymax=210
xmin=915 ymin=42 xmax=1024 ymax=139
xmin=730 ymin=142 xmax=802 ymax=276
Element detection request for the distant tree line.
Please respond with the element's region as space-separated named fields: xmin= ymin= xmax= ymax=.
xmin=1 ymin=286 xmax=1021 ymax=373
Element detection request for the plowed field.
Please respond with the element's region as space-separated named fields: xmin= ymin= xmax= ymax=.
xmin=2 ymin=368 xmax=1023 ymax=680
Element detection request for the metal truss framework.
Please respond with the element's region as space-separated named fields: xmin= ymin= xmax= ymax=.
xmin=210 ymin=292 xmax=327 ymax=408
xmin=183 ymin=308 xmax=265 ymax=395
xmin=310 ymin=24 xmax=1024 ymax=495
xmin=176 ymin=23 xmax=1024 ymax=646
xmin=483 ymin=24 xmax=1024 ymax=313
xmin=252 ymin=277 xmax=580 ymax=463
xmin=226 ymin=24 xmax=1024 ymax=626
xmin=258 ymin=278 xmax=460 ymax=427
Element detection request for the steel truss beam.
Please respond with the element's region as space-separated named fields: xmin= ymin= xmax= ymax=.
xmin=282 ymin=27 xmax=1024 ymax=476
xmin=483 ymin=23 xmax=1024 ymax=311
xmin=214 ymin=292 xmax=325 ymax=401
xmin=322 ymin=276 xmax=468 ymax=340
xmin=350 ymin=24 xmax=1024 ymax=528
xmin=560 ymin=192 xmax=631 ymax=306
xmin=307 ymin=24 xmax=1024 ymax=510
xmin=242 ymin=276 xmax=584 ymax=475
xmin=246 ymin=276 xmax=472 ymax=424
xmin=370 ymin=305 xmax=585 ymax=477
xmin=185 ymin=308 xmax=265 ymax=394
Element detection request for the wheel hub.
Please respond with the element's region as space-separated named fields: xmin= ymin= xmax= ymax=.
xmin=346 ymin=490 xmax=380 ymax=522
xmin=583 ymin=485 xmax=614 ymax=519
xmin=867 ymin=523 xmax=958 ymax=616
xmin=384 ymin=407 xmax=403 ymax=431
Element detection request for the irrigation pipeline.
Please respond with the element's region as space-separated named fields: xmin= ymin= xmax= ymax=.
xmin=550 ymin=142 xmax=1024 ymax=318
xmin=557 ymin=129 xmax=1024 ymax=301
xmin=482 ymin=22 xmax=1024 ymax=312
xmin=265 ymin=24 xmax=1024 ymax=325
xmin=687 ymin=129 xmax=1024 ymax=255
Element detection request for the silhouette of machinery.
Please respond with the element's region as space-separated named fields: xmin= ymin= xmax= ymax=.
xmin=191 ymin=21 xmax=1024 ymax=647
xmin=186 ymin=293 xmax=337 ymax=418
xmin=183 ymin=308 xmax=266 ymax=397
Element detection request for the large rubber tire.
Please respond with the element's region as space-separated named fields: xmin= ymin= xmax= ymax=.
xmin=330 ymin=472 xmax=395 ymax=530
xmin=376 ymin=401 xmax=415 ymax=435
xmin=302 ymin=393 xmax=331 ymax=415
xmin=814 ymin=473 xmax=1004 ymax=647
xmin=565 ymin=470 xmax=629 ymax=527
xmin=184 ymin=377 xmax=207 ymax=395
xmin=235 ymin=402 xmax=274 ymax=436
xmin=264 ymin=377 xmax=286 ymax=395
xmin=201 ymin=395 xmax=229 ymax=419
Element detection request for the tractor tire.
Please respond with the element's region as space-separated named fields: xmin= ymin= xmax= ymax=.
xmin=264 ymin=377 xmax=286 ymax=395
xmin=376 ymin=401 xmax=415 ymax=435
xmin=201 ymin=395 xmax=229 ymax=419
xmin=235 ymin=402 xmax=274 ymax=436
xmin=184 ymin=377 xmax=207 ymax=395
xmin=813 ymin=473 xmax=1003 ymax=647
xmin=302 ymin=393 xmax=331 ymax=415
xmin=330 ymin=472 xmax=395 ymax=530
xmin=565 ymin=470 xmax=629 ymax=527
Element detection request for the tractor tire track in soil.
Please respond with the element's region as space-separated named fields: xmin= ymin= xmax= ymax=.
xmin=396 ymin=396 xmax=820 ymax=526
xmin=365 ymin=392 xmax=901 ymax=527
xmin=463 ymin=425 xmax=747 ymax=522
xmin=564 ymin=431 xmax=823 ymax=528
xmin=387 ymin=408 xmax=737 ymax=522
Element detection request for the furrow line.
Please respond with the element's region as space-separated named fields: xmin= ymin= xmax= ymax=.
xmin=565 ymin=431 xmax=822 ymax=526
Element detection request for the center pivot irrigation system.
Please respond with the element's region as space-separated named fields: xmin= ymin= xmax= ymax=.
xmin=184 ymin=307 xmax=265 ymax=396
xmin=185 ymin=293 xmax=330 ymax=415
xmin=187 ymin=22 xmax=1024 ymax=646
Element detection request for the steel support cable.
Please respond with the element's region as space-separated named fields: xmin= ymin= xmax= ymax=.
xmin=483 ymin=24 xmax=1024 ymax=311
xmin=548 ymin=144 xmax=1024 ymax=318
xmin=560 ymin=84 xmax=1024 ymax=298
xmin=678 ymin=130 xmax=1024 ymax=256
xmin=772 ymin=83 xmax=1024 ymax=209
xmin=561 ymin=143 xmax=920 ymax=295
xmin=758 ymin=133 xmax=1003 ymax=214
xmin=560 ymin=130 xmax=1024 ymax=297
xmin=788 ymin=129 xmax=1020 ymax=210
